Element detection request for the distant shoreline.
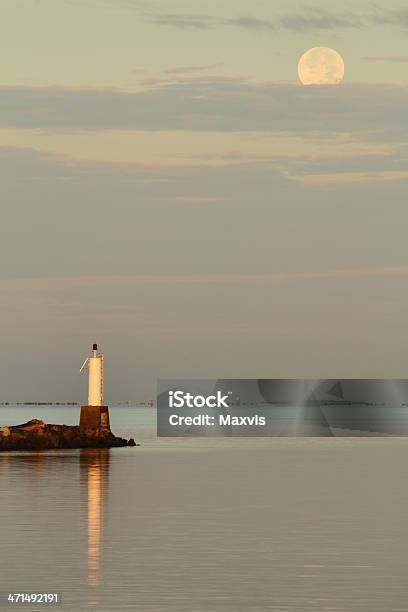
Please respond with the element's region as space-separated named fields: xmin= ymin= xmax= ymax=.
xmin=0 ymin=402 xmax=154 ymax=406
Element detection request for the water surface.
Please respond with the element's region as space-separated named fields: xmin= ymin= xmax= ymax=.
xmin=1 ymin=406 xmax=408 ymax=611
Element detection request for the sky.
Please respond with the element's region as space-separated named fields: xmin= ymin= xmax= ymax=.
xmin=1 ymin=0 xmax=408 ymax=401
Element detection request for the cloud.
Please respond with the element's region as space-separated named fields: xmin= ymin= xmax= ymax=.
xmin=64 ymin=1 xmax=408 ymax=33
xmin=364 ymin=55 xmax=408 ymax=63
xmin=5 ymin=265 xmax=408 ymax=293
xmin=66 ymin=0 xmax=149 ymax=10
xmin=143 ymin=12 xmax=276 ymax=31
xmin=227 ymin=16 xmax=275 ymax=30
xmin=144 ymin=9 xmax=353 ymax=32
xmin=143 ymin=6 xmax=408 ymax=33
xmin=138 ymin=74 xmax=249 ymax=87
xmin=2 ymin=143 xmax=408 ymax=344
xmin=370 ymin=6 xmax=408 ymax=27
xmin=2 ymin=140 xmax=407 ymax=192
xmin=146 ymin=13 xmax=217 ymax=29
xmin=162 ymin=63 xmax=223 ymax=75
xmin=0 ymin=146 xmax=162 ymax=181
xmin=0 ymin=82 xmax=407 ymax=140
xmin=288 ymin=150 xmax=408 ymax=185
xmin=279 ymin=7 xmax=364 ymax=31
xmin=295 ymin=170 xmax=408 ymax=187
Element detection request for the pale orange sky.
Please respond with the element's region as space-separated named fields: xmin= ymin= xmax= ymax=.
xmin=1 ymin=0 xmax=408 ymax=399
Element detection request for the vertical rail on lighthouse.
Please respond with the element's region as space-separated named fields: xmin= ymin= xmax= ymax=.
xmin=80 ymin=343 xmax=110 ymax=434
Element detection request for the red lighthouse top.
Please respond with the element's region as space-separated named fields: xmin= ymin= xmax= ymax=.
xmin=93 ymin=343 xmax=98 ymax=351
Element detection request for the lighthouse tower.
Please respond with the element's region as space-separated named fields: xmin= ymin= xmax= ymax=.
xmin=79 ymin=343 xmax=111 ymax=434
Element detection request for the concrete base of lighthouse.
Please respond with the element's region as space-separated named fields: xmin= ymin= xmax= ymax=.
xmin=80 ymin=406 xmax=111 ymax=434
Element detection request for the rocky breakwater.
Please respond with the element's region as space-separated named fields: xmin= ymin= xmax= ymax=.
xmin=0 ymin=419 xmax=137 ymax=451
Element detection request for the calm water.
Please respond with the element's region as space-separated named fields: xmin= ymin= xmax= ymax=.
xmin=1 ymin=406 xmax=408 ymax=611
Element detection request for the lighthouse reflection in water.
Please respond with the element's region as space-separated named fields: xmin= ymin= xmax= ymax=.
xmin=80 ymin=449 xmax=109 ymax=588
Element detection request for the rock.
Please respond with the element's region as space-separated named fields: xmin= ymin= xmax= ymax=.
xmin=0 ymin=421 xmax=138 ymax=452
xmin=10 ymin=419 xmax=45 ymax=432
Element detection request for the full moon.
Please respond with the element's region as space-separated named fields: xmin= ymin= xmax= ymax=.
xmin=298 ymin=47 xmax=345 ymax=85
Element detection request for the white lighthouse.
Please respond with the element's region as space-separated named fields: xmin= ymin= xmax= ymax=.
xmin=80 ymin=343 xmax=104 ymax=406
xmin=79 ymin=343 xmax=110 ymax=433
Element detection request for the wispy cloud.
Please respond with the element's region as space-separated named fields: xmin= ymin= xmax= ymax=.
xmin=143 ymin=12 xmax=276 ymax=31
xmin=139 ymin=74 xmax=249 ymax=86
xmin=1 ymin=145 xmax=408 ymax=307
xmin=227 ymin=16 xmax=275 ymax=31
xmin=370 ymin=6 xmax=408 ymax=26
xmin=0 ymin=82 xmax=407 ymax=139
xmin=146 ymin=13 xmax=217 ymax=29
xmin=5 ymin=266 xmax=408 ymax=292
xmin=144 ymin=9 xmax=348 ymax=32
xmin=279 ymin=7 xmax=364 ymax=31
xmin=162 ymin=63 xmax=223 ymax=75
xmin=364 ymin=55 xmax=408 ymax=63
xmin=295 ymin=170 xmax=408 ymax=187
xmin=64 ymin=1 xmax=408 ymax=33
xmin=143 ymin=6 xmax=408 ymax=33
